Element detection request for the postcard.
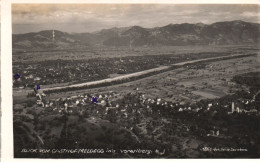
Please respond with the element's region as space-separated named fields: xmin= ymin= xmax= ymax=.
xmin=1 ymin=0 xmax=260 ymax=161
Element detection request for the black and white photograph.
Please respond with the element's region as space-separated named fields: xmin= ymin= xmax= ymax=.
xmin=12 ymin=3 xmax=260 ymax=158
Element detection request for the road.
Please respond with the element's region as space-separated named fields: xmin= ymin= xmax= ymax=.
xmin=41 ymin=53 xmax=255 ymax=92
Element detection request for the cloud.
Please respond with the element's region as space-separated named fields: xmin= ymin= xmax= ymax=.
xmin=241 ymin=11 xmax=260 ymax=18
xmin=12 ymin=4 xmax=260 ymax=34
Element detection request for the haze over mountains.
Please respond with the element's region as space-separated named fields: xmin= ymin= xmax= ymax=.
xmin=13 ymin=20 xmax=260 ymax=50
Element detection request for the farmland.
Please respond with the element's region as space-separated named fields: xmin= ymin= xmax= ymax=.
xmin=13 ymin=44 xmax=257 ymax=88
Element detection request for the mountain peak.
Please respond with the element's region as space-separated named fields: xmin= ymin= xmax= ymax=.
xmin=13 ymin=20 xmax=260 ymax=50
xmin=130 ymin=26 xmax=145 ymax=30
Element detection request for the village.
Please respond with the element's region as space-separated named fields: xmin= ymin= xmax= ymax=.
xmin=14 ymin=79 xmax=259 ymax=142
xmin=33 ymin=89 xmax=259 ymax=118
xmin=12 ymin=77 xmax=260 ymax=158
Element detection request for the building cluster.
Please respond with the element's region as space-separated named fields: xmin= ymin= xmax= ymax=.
xmin=227 ymin=101 xmax=258 ymax=114
xmin=13 ymin=85 xmax=259 ymax=143
xmin=207 ymin=129 xmax=220 ymax=137
xmin=33 ymin=87 xmax=259 ymax=121
xmin=35 ymin=91 xmax=120 ymax=112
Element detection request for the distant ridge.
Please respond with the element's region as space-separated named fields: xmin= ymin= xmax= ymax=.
xmin=13 ymin=20 xmax=260 ymax=50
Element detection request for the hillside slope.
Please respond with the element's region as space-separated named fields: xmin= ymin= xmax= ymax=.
xmin=13 ymin=20 xmax=260 ymax=50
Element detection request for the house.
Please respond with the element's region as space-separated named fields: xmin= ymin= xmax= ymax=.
xmin=36 ymin=100 xmax=42 ymax=105
xmin=216 ymin=130 xmax=220 ymax=136
xmin=100 ymin=100 xmax=106 ymax=104
xmin=192 ymin=108 xmax=200 ymax=112
xmin=207 ymin=129 xmax=220 ymax=137
xmin=25 ymin=74 xmax=34 ymax=79
xmin=236 ymin=107 xmax=240 ymax=113
xmin=34 ymin=77 xmax=41 ymax=81
xmin=106 ymin=107 xmax=118 ymax=111
xmin=247 ymin=109 xmax=258 ymax=114
xmin=64 ymin=103 xmax=68 ymax=109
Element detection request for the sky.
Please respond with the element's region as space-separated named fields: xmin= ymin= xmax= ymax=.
xmin=12 ymin=4 xmax=260 ymax=34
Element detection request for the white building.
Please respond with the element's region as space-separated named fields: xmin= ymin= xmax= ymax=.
xmin=178 ymin=108 xmax=183 ymax=112
xmin=232 ymin=102 xmax=235 ymax=113
xmin=64 ymin=103 xmax=68 ymax=109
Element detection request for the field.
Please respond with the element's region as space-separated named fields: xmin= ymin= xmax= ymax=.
xmin=13 ymin=45 xmax=252 ymax=62
xmin=25 ymin=52 xmax=259 ymax=105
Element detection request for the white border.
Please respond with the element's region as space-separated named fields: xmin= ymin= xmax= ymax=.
xmin=9 ymin=0 xmax=260 ymax=4
xmin=1 ymin=0 xmax=13 ymax=160
xmin=1 ymin=0 xmax=260 ymax=162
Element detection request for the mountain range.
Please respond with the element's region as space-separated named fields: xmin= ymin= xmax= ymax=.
xmin=13 ymin=20 xmax=260 ymax=50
